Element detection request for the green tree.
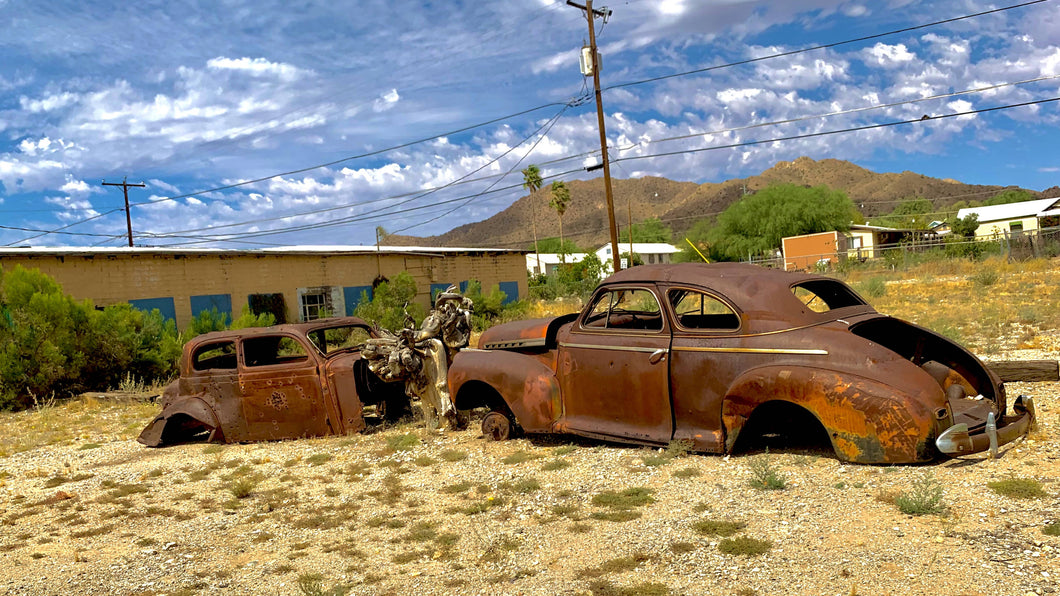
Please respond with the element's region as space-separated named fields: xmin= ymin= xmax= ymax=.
xmin=874 ymin=198 xmax=935 ymax=230
xmin=522 ymin=165 xmax=545 ymax=273
xmin=630 ymin=217 xmax=672 ymax=243
xmin=353 ymin=272 xmax=425 ymax=332
xmin=705 ymin=184 xmax=857 ymax=262
xmin=949 ymin=213 xmax=980 ymax=238
xmin=534 ymin=237 xmax=581 ymax=254
xmin=984 ymin=188 xmax=1033 ymax=206
xmin=549 ymin=181 xmax=572 ymax=262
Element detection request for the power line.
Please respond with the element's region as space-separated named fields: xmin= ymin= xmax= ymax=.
xmin=139 ymin=95 xmax=1058 ymax=247
xmin=130 ymin=2 xmax=1050 ymax=210
xmin=620 ymin=74 xmax=1060 ymax=152
xmin=137 ymin=77 xmax=1053 ymax=244
xmin=388 ymin=104 xmax=570 ymax=235
xmin=613 ymin=96 xmax=1060 ymax=164
xmin=130 ymin=96 xmax=588 ymax=208
xmin=142 ymin=105 xmax=571 ymax=240
xmin=604 ymin=0 xmax=1053 ymax=91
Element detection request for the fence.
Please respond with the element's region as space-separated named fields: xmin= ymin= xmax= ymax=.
xmin=756 ymin=224 xmax=1060 ymax=272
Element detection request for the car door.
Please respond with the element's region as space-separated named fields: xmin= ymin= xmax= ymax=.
xmin=237 ymin=333 xmax=332 ymax=441
xmin=662 ymin=285 xmax=745 ymax=452
xmin=558 ymin=285 xmax=673 ymax=444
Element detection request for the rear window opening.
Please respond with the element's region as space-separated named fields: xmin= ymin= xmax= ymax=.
xmin=791 ymin=280 xmax=866 ymax=313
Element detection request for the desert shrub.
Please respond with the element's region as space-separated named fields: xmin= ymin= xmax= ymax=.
xmin=894 ymin=472 xmax=947 ymax=515
xmin=462 ymin=280 xmax=529 ymax=331
xmin=717 ymin=536 xmax=772 ymax=556
xmin=229 ymin=307 xmax=276 ymax=330
xmin=353 ymin=272 xmax=425 ymax=332
xmin=747 ymin=453 xmax=786 ymax=490
xmin=1043 ymin=522 xmax=1060 ymax=536
xmin=0 ymin=266 xmax=182 ymax=409
xmin=186 ymin=307 xmax=229 ymax=336
xmin=858 ymin=277 xmax=887 ymax=298
xmin=987 ymin=478 xmax=1048 ymax=499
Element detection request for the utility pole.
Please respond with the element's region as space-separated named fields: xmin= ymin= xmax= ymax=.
xmin=102 ymin=177 xmax=145 ymax=247
xmin=568 ymin=0 xmax=622 ymax=273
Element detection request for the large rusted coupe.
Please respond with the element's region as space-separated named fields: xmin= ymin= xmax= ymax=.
xmin=448 ymin=263 xmax=1035 ymax=464
xmin=138 ymin=317 xmax=407 ymax=446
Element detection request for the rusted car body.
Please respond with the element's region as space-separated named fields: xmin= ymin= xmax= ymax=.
xmin=449 ymin=263 xmax=1035 ymax=464
xmin=139 ymin=317 xmax=407 ymax=446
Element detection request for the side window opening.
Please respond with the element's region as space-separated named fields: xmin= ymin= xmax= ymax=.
xmin=192 ymin=341 xmax=237 ymax=371
xmin=668 ymin=289 xmax=740 ymax=331
xmin=242 ymin=335 xmax=309 ymax=367
xmin=307 ymin=326 xmax=372 ymax=355
xmin=791 ymin=280 xmax=866 ymax=313
xmin=582 ymin=288 xmax=663 ymax=331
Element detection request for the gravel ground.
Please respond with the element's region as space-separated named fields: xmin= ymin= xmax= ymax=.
xmin=0 ymin=377 xmax=1058 ymax=595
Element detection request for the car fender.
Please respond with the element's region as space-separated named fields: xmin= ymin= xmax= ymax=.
xmin=449 ymin=349 xmax=559 ymax=432
xmin=137 ymin=396 xmax=222 ymax=447
xmin=721 ymin=365 xmax=938 ymax=464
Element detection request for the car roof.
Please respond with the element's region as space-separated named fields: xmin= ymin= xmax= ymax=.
xmin=600 ymin=263 xmax=873 ymax=324
xmin=187 ymin=316 xmax=372 ymax=345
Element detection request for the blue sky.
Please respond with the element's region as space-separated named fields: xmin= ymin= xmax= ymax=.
xmin=1 ymin=0 xmax=1059 ymax=249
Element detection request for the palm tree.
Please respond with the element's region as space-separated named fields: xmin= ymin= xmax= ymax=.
xmin=522 ymin=165 xmax=544 ymax=275
xmin=549 ymin=180 xmax=571 ymax=263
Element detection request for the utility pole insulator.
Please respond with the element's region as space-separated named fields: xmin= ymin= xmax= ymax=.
xmin=102 ymin=177 xmax=146 ymax=247
xmin=570 ymin=0 xmax=622 ymax=273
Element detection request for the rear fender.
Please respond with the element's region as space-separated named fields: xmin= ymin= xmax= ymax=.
xmin=722 ymin=365 xmax=937 ymax=464
xmin=449 ymin=350 xmax=559 ymax=432
xmin=137 ymin=397 xmax=223 ymax=447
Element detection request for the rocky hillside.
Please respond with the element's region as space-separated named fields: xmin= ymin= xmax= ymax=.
xmin=386 ymin=157 xmax=1035 ymax=250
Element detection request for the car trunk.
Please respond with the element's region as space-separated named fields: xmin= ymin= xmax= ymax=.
xmin=848 ymin=316 xmax=1004 ymax=432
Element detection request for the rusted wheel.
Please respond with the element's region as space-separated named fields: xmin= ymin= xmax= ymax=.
xmin=481 ymin=411 xmax=512 ymax=441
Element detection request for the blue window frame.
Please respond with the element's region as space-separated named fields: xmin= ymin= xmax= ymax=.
xmin=499 ymin=281 xmax=519 ymax=304
xmin=190 ymin=294 xmax=233 ymax=319
xmin=129 ymin=297 xmax=177 ymax=322
xmin=343 ymin=285 xmax=373 ymax=315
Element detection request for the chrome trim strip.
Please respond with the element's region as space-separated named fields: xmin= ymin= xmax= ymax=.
xmin=560 ymin=342 xmax=666 ymax=354
xmin=481 ymin=338 xmax=547 ymax=350
xmin=672 ymin=346 xmax=829 ymax=355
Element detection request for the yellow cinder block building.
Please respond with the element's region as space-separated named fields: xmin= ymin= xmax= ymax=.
xmin=0 ymin=245 xmax=528 ymax=330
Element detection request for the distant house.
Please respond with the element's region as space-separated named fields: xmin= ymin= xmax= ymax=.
xmin=526 ymin=252 xmax=588 ymax=276
xmin=596 ymin=242 xmax=680 ymax=271
xmin=957 ymin=197 xmax=1060 ymax=238
xmin=781 ymin=225 xmax=936 ymax=271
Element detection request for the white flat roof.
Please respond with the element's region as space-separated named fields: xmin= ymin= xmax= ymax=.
xmin=0 ymin=245 xmax=526 ymax=256
xmin=596 ymin=243 xmax=680 ymax=254
xmin=957 ymin=198 xmax=1060 ymax=223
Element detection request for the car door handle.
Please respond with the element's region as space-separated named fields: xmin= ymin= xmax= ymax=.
xmin=648 ymin=349 xmax=668 ymax=365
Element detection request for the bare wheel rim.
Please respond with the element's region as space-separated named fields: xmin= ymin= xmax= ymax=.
xmin=481 ymin=411 xmax=511 ymax=441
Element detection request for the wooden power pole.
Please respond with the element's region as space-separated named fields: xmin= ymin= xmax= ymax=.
xmin=102 ymin=177 xmax=145 ymax=247
xmin=567 ymin=0 xmax=622 ymax=273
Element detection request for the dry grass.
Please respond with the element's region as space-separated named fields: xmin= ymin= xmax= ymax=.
xmin=0 ymin=395 xmax=158 ymax=456
xmin=841 ymin=256 xmax=1060 ymax=352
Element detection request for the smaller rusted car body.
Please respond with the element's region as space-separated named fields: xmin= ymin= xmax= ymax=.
xmin=448 ymin=263 xmax=1035 ymax=464
xmin=139 ymin=317 xmax=407 ymax=446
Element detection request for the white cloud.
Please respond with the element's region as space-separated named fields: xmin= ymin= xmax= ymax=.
xmin=206 ymin=57 xmax=306 ymax=81
xmin=373 ymin=89 xmax=400 ymax=112
xmin=19 ymin=92 xmax=79 ymax=113
xmin=865 ymin=43 xmax=917 ymax=67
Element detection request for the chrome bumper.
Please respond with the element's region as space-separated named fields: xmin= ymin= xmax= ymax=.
xmin=936 ymin=395 xmax=1036 ymax=457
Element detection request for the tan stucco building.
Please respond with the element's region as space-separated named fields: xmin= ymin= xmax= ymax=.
xmin=0 ymin=245 xmax=528 ymax=330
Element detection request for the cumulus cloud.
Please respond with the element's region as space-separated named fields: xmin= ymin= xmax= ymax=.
xmin=373 ymin=89 xmax=400 ymax=112
xmin=864 ymin=43 xmax=917 ymax=67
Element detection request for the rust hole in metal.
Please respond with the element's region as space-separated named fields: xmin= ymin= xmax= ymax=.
xmin=267 ymin=391 xmax=288 ymax=410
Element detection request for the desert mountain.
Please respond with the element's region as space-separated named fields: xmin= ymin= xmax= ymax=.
xmin=385 ymin=157 xmax=1035 ymax=251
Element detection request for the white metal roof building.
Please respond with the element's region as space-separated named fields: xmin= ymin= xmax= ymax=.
xmin=957 ymin=197 xmax=1060 ymax=238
